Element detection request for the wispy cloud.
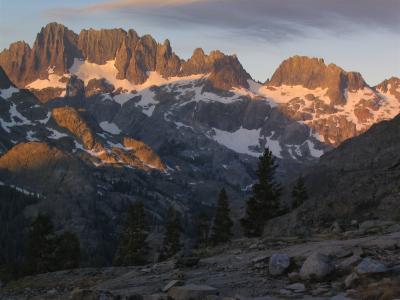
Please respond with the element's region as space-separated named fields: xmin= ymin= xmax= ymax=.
xmin=47 ymin=0 xmax=209 ymax=16
xmin=47 ymin=0 xmax=400 ymax=42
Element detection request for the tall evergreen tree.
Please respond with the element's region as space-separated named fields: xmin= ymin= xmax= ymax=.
xmin=160 ymin=207 xmax=181 ymax=260
xmin=292 ymin=176 xmax=308 ymax=208
xmin=53 ymin=232 xmax=81 ymax=270
xmin=195 ymin=212 xmax=211 ymax=249
xmin=25 ymin=215 xmax=55 ymax=274
xmin=210 ymin=188 xmax=233 ymax=245
xmin=114 ymin=202 xmax=149 ymax=266
xmin=241 ymin=148 xmax=282 ymax=237
xmin=25 ymin=215 xmax=81 ymax=275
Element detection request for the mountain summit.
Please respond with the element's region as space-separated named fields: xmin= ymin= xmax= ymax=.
xmin=266 ymin=55 xmax=367 ymax=105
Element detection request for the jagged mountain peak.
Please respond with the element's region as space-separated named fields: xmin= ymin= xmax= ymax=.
xmin=376 ymin=76 xmax=400 ymax=92
xmin=266 ymin=55 xmax=368 ymax=106
xmin=0 ymin=23 xmax=251 ymax=92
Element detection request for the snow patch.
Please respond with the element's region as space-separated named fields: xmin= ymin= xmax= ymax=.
xmin=27 ymin=68 xmax=68 ymax=90
xmin=38 ymin=111 xmax=52 ymax=124
xmin=0 ymin=86 xmax=19 ymax=99
xmin=47 ymin=128 xmax=68 ymax=140
xmin=0 ymin=103 xmax=32 ymax=132
xmin=135 ymin=89 xmax=158 ymax=117
xmin=256 ymin=84 xmax=330 ymax=104
xmin=306 ymin=140 xmax=324 ymax=158
xmin=26 ymin=130 xmax=39 ymax=141
xmin=99 ymin=121 xmax=121 ymax=135
xmin=265 ymin=132 xmax=282 ymax=158
xmin=211 ymin=127 xmax=261 ymax=157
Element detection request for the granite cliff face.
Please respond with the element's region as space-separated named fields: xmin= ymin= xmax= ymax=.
xmin=0 ymin=23 xmax=81 ymax=87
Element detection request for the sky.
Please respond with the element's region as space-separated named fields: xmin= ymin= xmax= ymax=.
xmin=0 ymin=0 xmax=399 ymax=85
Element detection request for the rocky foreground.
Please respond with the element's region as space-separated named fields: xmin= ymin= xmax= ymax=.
xmin=1 ymin=220 xmax=400 ymax=300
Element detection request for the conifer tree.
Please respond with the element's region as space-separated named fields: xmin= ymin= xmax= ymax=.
xmin=292 ymin=176 xmax=308 ymax=208
xmin=53 ymin=232 xmax=81 ymax=270
xmin=160 ymin=207 xmax=181 ymax=260
xmin=241 ymin=148 xmax=282 ymax=237
xmin=210 ymin=188 xmax=233 ymax=245
xmin=195 ymin=212 xmax=211 ymax=248
xmin=25 ymin=214 xmax=55 ymax=274
xmin=114 ymin=202 xmax=148 ymax=266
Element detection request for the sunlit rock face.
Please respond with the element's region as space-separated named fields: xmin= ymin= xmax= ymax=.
xmin=259 ymin=56 xmax=400 ymax=146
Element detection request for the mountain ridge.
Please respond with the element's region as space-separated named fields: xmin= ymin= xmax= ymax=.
xmin=1 ymin=23 xmax=399 ymax=147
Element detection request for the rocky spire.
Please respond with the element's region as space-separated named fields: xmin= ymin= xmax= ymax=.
xmin=30 ymin=23 xmax=81 ymax=79
xmin=78 ymin=28 xmax=127 ymax=64
xmin=0 ymin=41 xmax=31 ymax=87
xmin=181 ymin=48 xmax=251 ymax=91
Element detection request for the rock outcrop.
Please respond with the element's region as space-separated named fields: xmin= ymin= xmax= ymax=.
xmin=78 ymin=28 xmax=127 ymax=65
xmin=376 ymin=76 xmax=400 ymax=101
xmin=0 ymin=142 xmax=88 ymax=195
xmin=85 ymin=78 xmax=115 ymax=97
xmin=52 ymin=106 xmax=100 ymax=150
xmin=0 ymin=41 xmax=31 ymax=87
xmin=266 ymin=56 xmax=367 ymax=106
xmin=0 ymin=23 xmax=81 ymax=86
xmin=123 ymin=137 xmax=165 ymax=171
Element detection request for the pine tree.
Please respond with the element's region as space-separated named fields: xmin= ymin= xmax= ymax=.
xmin=160 ymin=207 xmax=181 ymax=260
xmin=292 ymin=176 xmax=308 ymax=208
xmin=114 ymin=202 xmax=149 ymax=266
xmin=53 ymin=232 xmax=80 ymax=270
xmin=210 ymin=188 xmax=233 ymax=245
xmin=241 ymin=148 xmax=282 ymax=237
xmin=25 ymin=214 xmax=55 ymax=274
xmin=195 ymin=212 xmax=211 ymax=249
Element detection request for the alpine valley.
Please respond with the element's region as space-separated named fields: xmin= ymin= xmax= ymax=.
xmin=1 ymin=22 xmax=400 ymax=299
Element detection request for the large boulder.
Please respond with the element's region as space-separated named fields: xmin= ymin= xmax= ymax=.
xmin=269 ymin=253 xmax=291 ymax=276
xmin=356 ymin=258 xmax=387 ymax=275
xmin=300 ymin=253 xmax=334 ymax=280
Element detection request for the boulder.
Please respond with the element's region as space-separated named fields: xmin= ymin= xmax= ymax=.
xmin=356 ymin=258 xmax=387 ymax=275
xmin=344 ymin=272 xmax=359 ymax=288
xmin=300 ymin=253 xmax=335 ymax=280
xmin=168 ymin=284 xmax=218 ymax=300
xmin=330 ymin=221 xmax=343 ymax=234
xmin=268 ymin=253 xmax=291 ymax=276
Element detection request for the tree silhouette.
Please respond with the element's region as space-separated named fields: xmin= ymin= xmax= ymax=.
xmin=292 ymin=176 xmax=308 ymax=208
xmin=114 ymin=202 xmax=149 ymax=266
xmin=210 ymin=188 xmax=233 ymax=245
xmin=241 ymin=148 xmax=282 ymax=237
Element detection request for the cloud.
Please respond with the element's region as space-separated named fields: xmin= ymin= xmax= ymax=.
xmin=48 ymin=0 xmax=400 ymax=41
xmin=48 ymin=0 xmax=208 ymax=15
